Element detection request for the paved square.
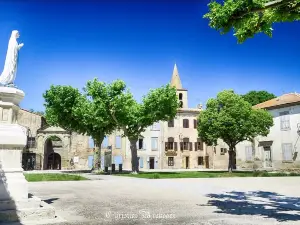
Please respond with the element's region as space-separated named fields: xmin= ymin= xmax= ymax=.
xmin=28 ymin=175 xmax=300 ymax=225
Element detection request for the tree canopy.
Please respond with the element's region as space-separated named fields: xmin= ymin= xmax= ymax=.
xmin=242 ymin=90 xmax=276 ymax=106
xmin=43 ymin=83 xmax=117 ymax=169
xmin=197 ymin=90 xmax=273 ymax=171
xmin=204 ymin=0 xmax=300 ymax=43
xmin=86 ymin=78 xmax=179 ymax=173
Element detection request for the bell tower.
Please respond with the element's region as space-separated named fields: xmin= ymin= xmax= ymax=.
xmin=170 ymin=64 xmax=188 ymax=108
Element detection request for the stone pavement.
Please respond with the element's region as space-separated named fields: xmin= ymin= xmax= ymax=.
xmin=23 ymin=176 xmax=300 ymax=225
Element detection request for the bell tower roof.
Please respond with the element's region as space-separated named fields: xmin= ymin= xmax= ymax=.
xmin=170 ymin=63 xmax=183 ymax=90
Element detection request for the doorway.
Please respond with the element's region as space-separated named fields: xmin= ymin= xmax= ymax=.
xmin=47 ymin=153 xmax=61 ymax=170
xmin=149 ymin=157 xmax=155 ymax=169
xmin=205 ymin=156 xmax=209 ymax=168
xmin=264 ymin=146 xmax=272 ymax=168
xmin=185 ymin=156 xmax=189 ymax=169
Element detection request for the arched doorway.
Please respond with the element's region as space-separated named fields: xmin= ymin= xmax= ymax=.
xmin=44 ymin=135 xmax=63 ymax=170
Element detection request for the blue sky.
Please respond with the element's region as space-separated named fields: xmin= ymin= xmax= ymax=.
xmin=0 ymin=1 xmax=299 ymax=111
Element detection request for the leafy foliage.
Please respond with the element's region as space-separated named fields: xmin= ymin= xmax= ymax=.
xmin=87 ymin=78 xmax=179 ymax=172
xmin=43 ymin=83 xmax=117 ymax=169
xmin=242 ymin=90 xmax=276 ymax=106
xmin=197 ymin=90 xmax=273 ymax=170
xmin=204 ymin=0 xmax=300 ymax=43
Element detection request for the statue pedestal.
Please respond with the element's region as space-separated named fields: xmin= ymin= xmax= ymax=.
xmin=0 ymin=87 xmax=58 ymax=223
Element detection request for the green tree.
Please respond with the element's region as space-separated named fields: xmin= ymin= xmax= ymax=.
xmin=242 ymin=90 xmax=276 ymax=106
xmin=204 ymin=0 xmax=300 ymax=43
xmin=86 ymin=79 xmax=179 ymax=173
xmin=43 ymin=83 xmax=117 ymax=170
xmin=197 ymin=90 xmax=273 ymax=172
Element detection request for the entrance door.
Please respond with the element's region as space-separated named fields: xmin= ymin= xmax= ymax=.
xmin=47 ymin=153 xmax=61 ymax=170
xmin=185 ymin=157 xmax=189 ymax=169
xmin=88 ymin=155 xmax=94 ymax=169
xmin=264 ymin=146 xmax=272 ymax=168
xmin=205 ymin=156 xmax=209 ymax=169
xmin=149 ymin=157 xmax=155 ymax=169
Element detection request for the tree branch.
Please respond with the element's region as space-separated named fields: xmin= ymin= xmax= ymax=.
xmin=232 ymin=0 xmax=295 ymax=19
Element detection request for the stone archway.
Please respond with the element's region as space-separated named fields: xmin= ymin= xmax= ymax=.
xmin=36 ymin=126 xmax=71 ymax=170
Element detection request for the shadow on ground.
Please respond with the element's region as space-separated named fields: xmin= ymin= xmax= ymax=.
xmin=44 ymin=198 xmax=59 ymax=204
xmin=197 ymin=191 xmax=300 ymax=222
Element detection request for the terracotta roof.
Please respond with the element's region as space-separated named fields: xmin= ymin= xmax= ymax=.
xmin=253 ymin=93 xmax=300 ymax=109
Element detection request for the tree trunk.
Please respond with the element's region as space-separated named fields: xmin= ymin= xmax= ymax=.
xmin=228 ymin=146 xmax=236 ymax=173
xmin=96 ymin=135 xmax=104 ymax=171
xmin=129 ymin=139 xmax=139 ymax=174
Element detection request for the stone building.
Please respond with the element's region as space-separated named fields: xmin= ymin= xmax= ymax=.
xmin=18 ymin=109 xmax=93 ymax=170
xmin=102 ymin=64 xmax=213 ymax=170
xmin=234 ymin=93 xmax=300 ymax=171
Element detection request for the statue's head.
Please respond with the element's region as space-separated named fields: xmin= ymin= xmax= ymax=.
xmin=11 ymin=30 xmax=20 ymax=39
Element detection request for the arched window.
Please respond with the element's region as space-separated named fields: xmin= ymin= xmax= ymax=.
xmin=179 ymin=93 xmax=183 ymax=100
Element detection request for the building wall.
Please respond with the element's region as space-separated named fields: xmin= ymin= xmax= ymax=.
xmin=17 ymin=109 xmax=44 ymax=137
xmin=162 ymin=111 xmax=207 ymax=169
xmin=236 ymin=104 xmax=300 ymax=170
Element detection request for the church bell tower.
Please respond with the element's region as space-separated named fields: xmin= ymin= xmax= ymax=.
xmin=170 ymin=64 xmax=188 ymax=108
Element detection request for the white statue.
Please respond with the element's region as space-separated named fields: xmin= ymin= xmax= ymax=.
xmin=0 ymin=30 xmax=24 ymax=86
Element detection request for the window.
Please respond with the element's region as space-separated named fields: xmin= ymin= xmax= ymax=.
xmin=179 ymin=93 xmax=183 ymax=100
xmin=138 ymin=138 xmax=143 ymax=150
xmin=195 ymin=138 xmax=203 ymax=151
xmin=115 ymin=136 xmax=121 ymax=149
xmin=27 ymin=137 xmax=36 ymax=148
xmin=220 ymin=148 xmax=227 ymax=155
xmin=139 ymin=157 xmax=144 ymax=168
xmin=180 ymin=138 xmax=190 ymax=150
xmin=194 ymin=119 xmax=197 ymax=129
xmin=198 ymin=156 xmax=204 ymax=165
xmin=245 ymin=146 xmax=253 ymax=161
xmin=151 ymin=137 xmax=158 ymax=150
xmin=165 ymin=137 xmax=177 ymax=151
xmin=280 ymin=111 xmax=290 ymax=130
xmin=88 ymin=137 xmax=94 ymax=148
xmin=168 ymin=119 xmax=174 ymax=127
xmin=151 ymin=122 xmax=160 ymax=131
xmin=168 ymin=157 xmax=174 ymax=166
xmin=282 ymin=143 xmax=293 ymax=161
xmin=183 ymin=119 xmax=189 ymax=128
xmin=102 ymin=136 xmax=108 ymax=148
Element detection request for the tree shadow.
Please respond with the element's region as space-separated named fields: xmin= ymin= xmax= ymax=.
xmin=0 ymin=163 xmax=24 ymax=224
xmin=197 ymin=191 xmax=300 ymax=222
xmin=43 ymin=198 xmax=59 ymax=204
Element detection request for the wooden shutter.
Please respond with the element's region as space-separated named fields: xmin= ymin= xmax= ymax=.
xmin=197 ymin=138 xmax=203 ymax=150
xmin=165 ymin=142 xmax=168 ymax=151
xmin=189 ymin=142 xmax=193 ymax=151
xmin=194 ymin=119 xmax=197 ymax=129
xmin=180 ymin=142 xmax=183 ymax=151
xmin=194 ymin=142 xmax=197 ymax=151
xmin=174 ymin=142 xmax=177 ymax=151
xmin=186 ymin=119 xmax=189 ymax=128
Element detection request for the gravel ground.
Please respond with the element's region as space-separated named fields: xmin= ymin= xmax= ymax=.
xmin=25 ymin=175 xmax=300 ymax=225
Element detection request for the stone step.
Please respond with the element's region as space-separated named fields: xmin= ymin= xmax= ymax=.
xmin=0 ymin=199 xmax=56 ymax=223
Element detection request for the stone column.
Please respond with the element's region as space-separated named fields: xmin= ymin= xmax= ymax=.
xmin=0 ymin=87 xmax=28 ymax=204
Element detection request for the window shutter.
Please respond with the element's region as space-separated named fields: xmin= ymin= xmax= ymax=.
xmin=186 ymin=119 xmax=189 ymax=128
xmin=189 ymin=142 xmax=193 ymax=151
xmin=139 ymin=157 xmax=144 ymax=168
xmin=180 ymin=142 xmax=183 ymax=151
xmin=200 ymin=141 xmax=203 ymax=150
xmin=194 ymin=119 xmax=197 ymax=129
xmin=142 ymin=139 xmax=146 ymax=150
xmin=165 ymin=142 xmax=168 ymax=151
xmin=174 ymin=142 xmax=177 ymax=151
xmin=194 ymin=142 xmax=197 ymax=151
